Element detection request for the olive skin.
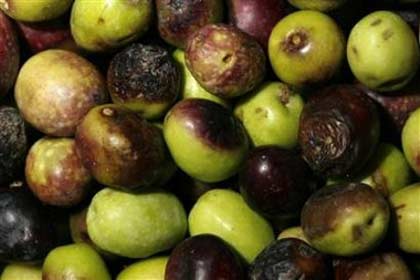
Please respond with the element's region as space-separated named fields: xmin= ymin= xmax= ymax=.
xmin=298 ymin=84 xmax=380 ymax=178
xmin=240 ymin=146 xmax=317 ymax=219
xmin=249 ymin=238 xmax=331 ymax=280
xmin=156 ymin=0 xmax=224 ymax=49
xmin=0 ymin=106 xmax=27 ymax=185
xmin=0 ymin=10 xmax=19 ymax=98
xmin=0 ymin=188 xmax=56 ymax=262
xmin=107 ymin=43 xmax=181 ymax=120
xmin=75 ymin=104 xmax=174 ymax=190
xmin=165 ymin=234 xmax=245 ymax=280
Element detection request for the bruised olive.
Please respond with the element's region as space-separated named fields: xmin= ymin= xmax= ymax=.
xmin=298 ymin=84 xmax=380 ymax=178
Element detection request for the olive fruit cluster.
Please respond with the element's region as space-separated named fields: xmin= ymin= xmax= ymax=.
xmin=1 ymin=0 xmax=420 ymax=279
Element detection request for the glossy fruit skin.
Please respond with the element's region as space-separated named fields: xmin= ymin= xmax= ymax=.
xmin=25 ymin=137 xmax=91 ymax=207
xmin=390 ymin=183 xmax=420 ymax=253
xmin=165 ymin=234 xmax=245 ymax=280
xmin=298 ymin=84 xmax=380 ymax=178
xmin=249 ymin=238 xmax=331 ymax=280
xmin=0 ymin=10 xmax=19 ymax=98
xmin=71 ymin=0 xmax=153 ymax=52
xmin=0 ymin=0 xmax=73 ymax=22
xmin=239 ymin=146 xmax=316 ymax=219
xmin=347 ymin=11 xmax=420 ymax=92
xmin=288 ymin=0 xmax=347 ymax=11
xmin=234 ymin=82 xmax=304 ymax=149
xmin=156 ymin=0 xmax=224 ymax=49
xmin=334 ymin=252 xmax=413 ymax=280
xmin=0 ymin=106 xmax=27 ymax=185
xmin=278 ymin=226 xmax=309 ymax=243
xmin=172 ymin=49 xmax=228 ymax=107
xmin=164 ymin=99 xmax=248 ymax=183
xmin=268 ymin=10 xmax=345 ymax=87
xmin=107 ymin=43 xmax=180 ymax=120
xmin=0 ymin=188 xmax=56 ymax=262
xmin=301 ymin=183 xmax=390 ymax=257
xmin=15 ymin=49 xmax=108 ymax=137
xmin=402 ymin=107 xmax=420 ymax=176
xmin=75 ymin=104 xmax=175 ymax=190
xmin=87 ymin=188 xmax=187 ymax=258
xmin=117 ymin=256 xmax=169 ymax=280
xmin=186 ymin=24 xmax=266 ymax=98
xmin=42 ymin=243 xmax=111 ymax=280
xmin=188 ymin=189 xmax=275 ymax=263
xmin=227 ymin=0 xmax=288 ymax=48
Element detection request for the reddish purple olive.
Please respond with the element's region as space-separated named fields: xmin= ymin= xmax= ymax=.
xmin=0 ymin=10 xmax=19 ymax=98
xmin=239 ymin=146 xmax=317 ymax=220
xmin=298 ymin=84 xmax=380 ymax=178
xmin=165 ymin=234 xmax=245 ymax=280
xmin=227 ymin=0 xmax=288 ymax=48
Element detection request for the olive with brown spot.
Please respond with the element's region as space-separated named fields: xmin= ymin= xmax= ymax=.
xmin=347 ymin=11 xmax=419 ymax=92
xmin=107 ymin=43 xmax=180 ymax=120
xmin=268 ymin=10 xmax=345 ymax=87
xmin=75 ymin=104 xmax=175 ymax=190
xmin=249 ymin=238 xmax=332 ymax=279
xmin=334 ymin=252 xmax=413 ymax=280
xmin=301 ymin=182 xmax=390 ymax=256
xmin=402 ymin=107 xmax=420 ymax=177
xmin=390 ymin=183 xmax=420 ymax=254
xmin=70 ymin=0 xmax=153 ymax=52
xmin=14 ymin=49 xmax=108 ymax=137
xmin=164 ymin=98 xmax=249 ymax=183
xmin=298 ymin=84 xmax=380 ymax=178
xmin=234 ymin=82 xmax=304 ymax=149
xmin=156 ymin=0 xmax=224 ymax=49
xmin=185 ymin=24 xmax=266 ymax=98
xmin=25 ymin=137 xmax=91 ymax=207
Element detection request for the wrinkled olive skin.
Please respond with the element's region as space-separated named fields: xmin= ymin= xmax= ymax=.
xmin=0 ymin=188 xmax=56 ymax=262
xmin=249 ymin=238 xmax=331 ymax=280
xmin=298 ymin=84 xmax=380 ymax=178
xmin=0 ymin=106 xmax=27 ymax=185
xmin=165 ymin=234 xmax=245 ymax=280
xmin=334 ymin=252 xmax=413 ymax=280
xmin=107 ymin=43 xmax=180 ymax=119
